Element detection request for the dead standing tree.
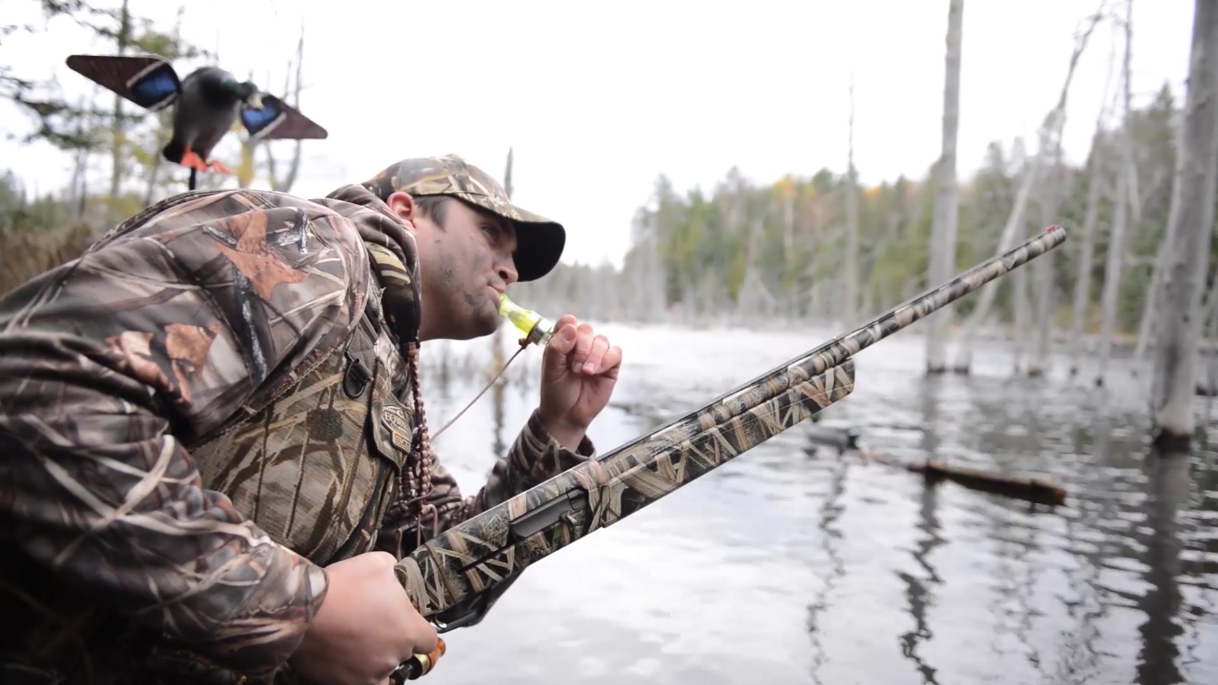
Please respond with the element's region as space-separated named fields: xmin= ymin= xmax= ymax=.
xmin=235 ymin=22 xmax=307 ymax=191
xmin=1068 ymin=23 xmax=1122 ymax=376
xmin=493 ymin=146 xmax=514 ymax=374
xmin=266 ymin=24 xmax=307 ymax=193
xmin=953 ymin=4 xmax=1105 ymax=374
xmin=1028 ymin=118 xmax=1068 ymax=377
xmin=1095 ymin=0 xmax=1136 ymax=388
xmin=843 ymin=74 xmax=861 ymax=330
xmin=1150 ymin=0 xmax=1218 ymax=451
xmin=105 ymin=0 xmax=132 ymax=226
xmin=925 ymin=0 xmax=964 ymax=375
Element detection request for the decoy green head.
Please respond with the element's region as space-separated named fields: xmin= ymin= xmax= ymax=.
xmin=225 ymin=80 xmax=263 ymax=109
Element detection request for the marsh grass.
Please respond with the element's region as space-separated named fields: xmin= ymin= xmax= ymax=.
xmin=0 ymin=223 xmax=97 ymax=296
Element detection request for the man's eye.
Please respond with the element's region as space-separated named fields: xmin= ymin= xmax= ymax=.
xmin=482 ymin=225 xmax=499 ymax=239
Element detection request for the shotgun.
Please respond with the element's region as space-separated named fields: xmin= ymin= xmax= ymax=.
xmin=394 ymin=225 xmax=1069 ymax=679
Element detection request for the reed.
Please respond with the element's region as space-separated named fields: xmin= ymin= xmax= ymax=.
xmin=0 ymin=222 xmax=96 ymax=296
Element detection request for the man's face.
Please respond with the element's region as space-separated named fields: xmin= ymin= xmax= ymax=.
xmin=388 ymin=193 xmax=519 ymax=341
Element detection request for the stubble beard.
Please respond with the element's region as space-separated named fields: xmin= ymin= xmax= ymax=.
xmin=452 ymin=285 xmax=497 ymax=338
xmin=472 ymin=296 xmax=500 ymax=337
xmin=437 ymin=252 xmax=500 ymax=339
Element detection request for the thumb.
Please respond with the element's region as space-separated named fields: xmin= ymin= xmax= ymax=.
xmin=542 ymin=322 xmax=578 ymax=377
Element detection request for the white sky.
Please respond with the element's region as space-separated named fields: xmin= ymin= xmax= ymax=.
xmin=0 ymin=0 xmax=1196 ymax=269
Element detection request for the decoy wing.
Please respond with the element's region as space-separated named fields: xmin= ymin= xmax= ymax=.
xmin=65 ymin=55 xmax=181 ymax=112
xmin=241 ymin=94 xmax=329 ymax=142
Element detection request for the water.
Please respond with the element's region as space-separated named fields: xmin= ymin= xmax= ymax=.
xmin=416 ymin=322 xmax=1218 ymax=685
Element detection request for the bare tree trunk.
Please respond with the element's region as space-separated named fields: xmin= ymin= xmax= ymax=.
xmin=736 ymin=217 xmax=777 ymax=324
xmin=143 ymin=113 xmax=168 ymax=205
xmin=1202 ymin=281 xmax=1218 ymax=397
xmin=955 ymin=6 xmax=1103 ymax=374
xmin=268 ymin=22 xmax=307 ymax=193
xmin=1132 ymin=220 xmax=1177 ymax=362
xmin=925 ymin=0 xmax=964 ymax=375
xmin=1150 ymin=0 xmax=1218 ymax=451
xmin=843 ymin=75 xmax=860 ymax=329
xmin=952 ymin=139 xmax=1040 ymax=371
xmin=1132 ymin=100 xmax=1189 ymax=366
xmin=138 ymin=7 xmax=186 ymax=206
xmin=106 ymin=0 xmax=132 ymax=226
xmin=1068 ymin=21 xmax=1123 ymax=378
xmin=493 ymin=146 xmax=513 ymax=367
xmin=1028 ymin=158 xmax=1064 ymax=377
xmin=1068 ymin=129 xmax=1109 ymax=375
xmin=69 ymin=91 xmax=95 ymax=220
xmin=1095 ymin=155 xmax=1130 ymax=386
xmin=1096 ymin=2 xmax=1136 ymax=388
xmin=782 ymin=191 xmax=798 ymax=317
xmin=1012 ymin=258 xmax=1033 ymax=373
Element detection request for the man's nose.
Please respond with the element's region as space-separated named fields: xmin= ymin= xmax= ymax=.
xmin=498 ymin=260 xmax=518 ymax=286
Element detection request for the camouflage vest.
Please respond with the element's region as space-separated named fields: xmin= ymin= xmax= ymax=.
xmin=188 ymin=277 xmax=413 ymax=569
xmin=138 ymin=239 xmax=427 ymax=683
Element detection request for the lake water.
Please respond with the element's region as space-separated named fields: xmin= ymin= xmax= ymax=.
xmin=413 ymin=321 xmax=1218 ymax=685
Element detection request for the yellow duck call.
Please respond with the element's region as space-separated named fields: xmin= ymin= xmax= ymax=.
xmin=498 ymin=292 xmax=556 ymax=347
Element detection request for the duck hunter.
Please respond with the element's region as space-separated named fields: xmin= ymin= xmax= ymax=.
xmin=0 ymin=154 xmax=624 ymax=685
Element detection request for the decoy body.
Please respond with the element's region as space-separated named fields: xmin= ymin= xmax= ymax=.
xmin=66 ymin=54 xmax=328 ymax=175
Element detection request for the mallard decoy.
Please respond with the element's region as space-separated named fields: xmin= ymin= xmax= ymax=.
xmin=66 ymin=54 xmax=327 ymax=176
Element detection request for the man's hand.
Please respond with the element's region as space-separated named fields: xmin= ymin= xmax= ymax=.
xmin=538 ymin=316 xmax=623 ymax=451
xmin=289 ymin=552 xmax=438 ymax=685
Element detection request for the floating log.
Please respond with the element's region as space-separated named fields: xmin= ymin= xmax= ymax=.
xmin=858 ymin=447 xmax=1067 ymax=507
xmin=803 ymin=424 xmax=1067 ymax=506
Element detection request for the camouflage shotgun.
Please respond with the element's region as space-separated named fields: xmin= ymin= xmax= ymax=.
xmin=395 ymin=225 xmax=1069 ymax=658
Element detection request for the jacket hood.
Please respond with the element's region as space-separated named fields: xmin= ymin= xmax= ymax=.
xmin=318 ymin=183 xmax=423 ymax=345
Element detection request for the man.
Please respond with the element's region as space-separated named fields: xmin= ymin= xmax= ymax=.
xmin=0 ymin=154 xmax=622 ymax=685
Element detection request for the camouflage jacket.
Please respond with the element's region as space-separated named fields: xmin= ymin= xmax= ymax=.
xmin=0 ymin=184 xmax=594 ymax=683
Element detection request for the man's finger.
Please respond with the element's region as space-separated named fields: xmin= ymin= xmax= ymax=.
xmin=407 ymin=613 xmax=439 ymax=654
xmin=388 ymin=589 xmax=432 ymax=654
xmin=581 ymin=335 xmax=610 ymax=374
xmin=569 ymin=323 xmax=595 ymax=372
xmin=544 ymin=322 xmax=579 ymax=359
xmin=598 ymin=345 xmax=623 ymax=378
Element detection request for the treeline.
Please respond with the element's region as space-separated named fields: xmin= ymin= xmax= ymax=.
xmin=515 ymin=83 xmax=1207 ymax=342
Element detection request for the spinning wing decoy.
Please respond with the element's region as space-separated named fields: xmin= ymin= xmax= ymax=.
xmin=240 ymin=93 xmax=329 ymax=141
xmin=65 ymin=54 xmax=181 ymax=111
xmin=66 ymin=54 xmax=329 ymax=180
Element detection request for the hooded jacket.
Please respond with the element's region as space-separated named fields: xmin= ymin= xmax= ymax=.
xmin=0 ymin=183 xmax=593 ymax=683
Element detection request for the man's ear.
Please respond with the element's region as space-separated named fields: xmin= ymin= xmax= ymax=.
xmin=385 ymin=191 xmax=418 ymax=227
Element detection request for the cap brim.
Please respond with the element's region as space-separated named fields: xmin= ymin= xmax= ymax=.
xmin=511 ymin=217 xmax=565 ymax=282
xmin=441 ymin=191 xmax=565 ymax=282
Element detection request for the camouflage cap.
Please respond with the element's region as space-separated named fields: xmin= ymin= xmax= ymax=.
xmin=361 ymin=154 xmax=565 ymax=282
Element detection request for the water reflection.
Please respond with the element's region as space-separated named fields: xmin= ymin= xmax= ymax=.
xmin=490 ymin=329 xmax=508 ymax=457
xmin=1053 ymin=412 xmax=1113 ymax=683
xmin=804 ymin=452 xmax=849 ymax=685
xmin=414 ymin=323 xmax=1218 ymax=685
xmin=898 ymin=375 xmax=944 ymax=684
xmin=1136 ymin=452 xmax=1190 ymax=685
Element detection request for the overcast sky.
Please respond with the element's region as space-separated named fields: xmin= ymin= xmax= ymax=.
xmin=0 ymin=0 xmax=1196 ymax=268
